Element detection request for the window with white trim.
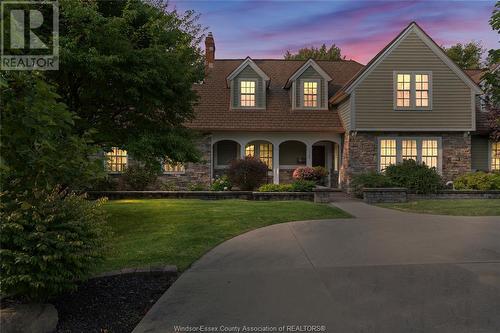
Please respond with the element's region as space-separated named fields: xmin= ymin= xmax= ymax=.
xmin=492 ymin=142 xmax=500 ymax=171
xmin=378 ymin=138 xmax=440 ymax=172
xmin=106 ymin=148 xmax=127 ymax=173
xmin=379 ymin=139 xmax=397 ymax=171
xmin=244 ymin=143 xmax=273 ymax=169
xmin=395 ymin=72 xmax=432 ymax=110
xmin=303 ymin=81 xmax=318 ymax=107
xmin=240 ymin=80 xmax=256 ymax=107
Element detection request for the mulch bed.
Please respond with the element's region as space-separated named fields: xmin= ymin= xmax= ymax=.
xmin=52 ymin=272 xmax=176 ymax=333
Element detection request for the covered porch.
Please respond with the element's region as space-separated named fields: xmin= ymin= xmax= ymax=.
xmin=212 ymin=133 xmax=342 ymax=187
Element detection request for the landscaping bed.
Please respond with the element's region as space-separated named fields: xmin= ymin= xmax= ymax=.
xmin=52 ymin=271 xmax=176 ymax=333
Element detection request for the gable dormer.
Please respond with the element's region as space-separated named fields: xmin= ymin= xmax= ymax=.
xmin=285 ymin=59 xmax=332 ymax=110
xmin=227 ymin=57 xmax=269 ymax=110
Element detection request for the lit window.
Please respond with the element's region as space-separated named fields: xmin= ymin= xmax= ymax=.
xmin=380 ymin=139 xmax=397 ymax=171
xmin=259 ymin=143 xmax=273 ymax=169
xmin=303 ymin=81 xmax=318 ymax=107
xmin=106 ymin=148 xmax=127 ymax=172
xmin=240 ymin=81 xmax=256 ymax=107
xmin=421 ymin=140 xmax=438 ymax=168
xmin=244 ymin=143 xmax=273 ymax=169
xmin=163 ymin=161 xmax=185 ymax=173
xmin=396 ymin=74 xmax=411 ymax=107
xmin=415 ymin=74 xmax=429 ymax=107
xmin=245 ymin=144 xmax=255 ymax=157
xmin=402 ymin=139 xmax=417 ymax=161
xmin=492 ymin=142 xmax=500 ymax=171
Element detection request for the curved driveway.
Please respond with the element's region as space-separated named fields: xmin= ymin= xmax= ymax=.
xmin=134 ymin=201 xmax=500 ymax=333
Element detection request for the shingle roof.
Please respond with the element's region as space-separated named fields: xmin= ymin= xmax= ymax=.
xmin=186 ymin=59 xmax=364 ymax=132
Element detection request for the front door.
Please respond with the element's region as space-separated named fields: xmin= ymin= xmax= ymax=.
xmin=312 ymin=145 xmax=325 ymax=167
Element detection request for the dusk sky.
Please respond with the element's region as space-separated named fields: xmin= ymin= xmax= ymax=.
xmin=171 ymin=0 xmax=499 ymax=64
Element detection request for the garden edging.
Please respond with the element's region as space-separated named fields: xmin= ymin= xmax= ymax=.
xmin=363 ymin=188 xmax=500 ymax=203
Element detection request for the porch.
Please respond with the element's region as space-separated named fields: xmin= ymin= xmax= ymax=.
xmin=211 ymin=132 xmax=342 ymax=187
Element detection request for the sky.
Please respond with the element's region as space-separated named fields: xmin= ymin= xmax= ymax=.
xmin=171 ymin=0 xmax=498 ymax=64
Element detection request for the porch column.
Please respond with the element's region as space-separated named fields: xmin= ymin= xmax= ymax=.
xmin=273 ymin=144 xmax=280 ymax=184
xmin=240 ymin=142 xmax=246 ymax=159
xmin=306 ymin=144 xmax=313 ymax=167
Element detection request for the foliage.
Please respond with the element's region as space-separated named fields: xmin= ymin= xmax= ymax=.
xmin=0 ymin=72 xmax=104 ymax=192
xmin=48 ymin=0 xmax=206 ymax=166
xmin=350 ymin=172 xmax=396 ymax=198
xmin=258 ymin=183 xmax=294 ymax=192
xmin=122 ymin=164 xmax=160 ymax=190
xmin=454 ymin=172 xmax=500 ymax=190
xmin=485 ymin=2 xmax=500 ymax=140
xmin=443 ymin=41 xmax=484 ymax=69
xmin=293 ymin=166 xmax=329 ymax=183
xmin=284 ymin=44 xmax=344 ymax=61
xmin=210 ymin=175 xmax=232 ymax=191
xmin=0 ymin=188 xmax=110 ymax=301
xmin=385 ymin=160 xmax=443 ymax=194
xmin=160 ymin=181 xmax=179 ymax=191
xmin=227 ymin=158 xmax=268 ymax=190
xmin=291 ymin=180 xmax=316 ymax=192
xmin=187 ymin=183 xmax=207 ymax=191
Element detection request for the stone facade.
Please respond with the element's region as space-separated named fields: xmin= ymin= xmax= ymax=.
xmin=340 ymin=131 xmax=472 ymax=188
xmin=157 ymin=135 xmax=212 ymax=189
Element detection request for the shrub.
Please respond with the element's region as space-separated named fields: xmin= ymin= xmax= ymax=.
xmin=210 ymin=175 xmax=232 ymax=191
xmin=385 ymin=159 xmax=442 ymax=194
xmin=313 ymin=166 xmax=329 ymax=179
xmin=454 ymin=172 xmax=500 ymax=190
xmin=227 ymin=157 xmax=268 ymax=190
xmin=187 ymin=182 xmax=207 ymax=191
xmin=292 ymin=167 xmax=316 ymax=181
xmin=350 ymin=172 xmax=395 ymax=198
xmin=291 ymin=180 xmax=316 ymax=192
xmin=258 ymin=183 xmax=294 ymax=192
xmin=122 ymin=164 xmax=160 ymax=190
xmin=0 ymin=188 xmax=110 ymax=301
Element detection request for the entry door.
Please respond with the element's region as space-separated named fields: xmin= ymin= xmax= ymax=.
xmin=312 ymin=146 xmax=326 ymax=167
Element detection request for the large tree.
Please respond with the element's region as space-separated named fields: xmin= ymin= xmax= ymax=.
xmin=284 ymin=44 xmax=344 ymax=61
xmin=443 ymin=41 xmax=484 ymax=69
xmin=485 ymin=1 xmax=500 ymax=141
xmin=48 ymin=0 xmax=205 ymax=166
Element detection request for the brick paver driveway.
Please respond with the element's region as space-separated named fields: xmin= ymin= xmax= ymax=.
xmin=134 ymin=201 xmax=500 ymax=333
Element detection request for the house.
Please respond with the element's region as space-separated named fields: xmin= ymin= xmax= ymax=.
xmin=105 ymin=22 xmax=499 ymax=189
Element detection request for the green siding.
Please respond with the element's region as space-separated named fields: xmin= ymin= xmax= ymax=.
xmin=471 ymin=135 xmax=489 ymax=171
xmin=337 ymin=99 xmax=351 ymax=131
xmin=232 ymin=65 xmax=265 ymax=108
xmin=295 ymin=66 xmax=326 ymax=108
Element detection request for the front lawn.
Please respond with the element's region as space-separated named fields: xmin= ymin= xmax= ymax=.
xmin=97 ymin=199 xmax=350 ymax=273
xmin=379 ymin=199 xmax=500 ymax=216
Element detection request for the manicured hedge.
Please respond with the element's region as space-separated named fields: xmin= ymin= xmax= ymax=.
xmin=454 ymin=172 xmax=500 ymax=190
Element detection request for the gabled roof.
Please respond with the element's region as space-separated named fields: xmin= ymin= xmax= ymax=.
xmin=226 ymin=57 xmax=270 ymax=87
xmin=330 ymin=21 xmax=483 ymax=105
xmin=187 ymin=59 xmax=363 ymax=132
xmin=284 ymin=59 xmax=332 ymax=88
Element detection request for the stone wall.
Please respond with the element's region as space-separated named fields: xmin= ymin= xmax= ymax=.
xmin=363 ymin=188 xmax=407 ymax=204
xmin=363 ymin=188 xmax=500 ymax=203
xmin=340 ymin=131 xmax=471 ymax=189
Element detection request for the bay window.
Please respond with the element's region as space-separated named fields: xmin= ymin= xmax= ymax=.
xmin=378 ymin=138 xmax=441 ymax=172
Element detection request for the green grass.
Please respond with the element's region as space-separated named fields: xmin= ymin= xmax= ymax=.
xmin=379 ymin=199 xmax=500 ymax=216
xmin=97 ymin=199 xmax=350 ymax=273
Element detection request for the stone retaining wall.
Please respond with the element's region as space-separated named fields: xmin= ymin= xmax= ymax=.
xmin=363 ymin=188 xmax=500 ymax=203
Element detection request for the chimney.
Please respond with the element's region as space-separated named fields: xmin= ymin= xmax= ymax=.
xmin=205 ymin=32 xmax=215 ymax=71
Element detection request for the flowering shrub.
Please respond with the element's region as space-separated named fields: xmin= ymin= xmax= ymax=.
xmin=227 ymin=157 xmax=268 ymax=190
xmin=210 ymin=175 xmax=232 ymax=191
xmin=293 ymin=166 xmax=329 ymax=183
xmin=292 ymin=167 xmax=316 ymax=181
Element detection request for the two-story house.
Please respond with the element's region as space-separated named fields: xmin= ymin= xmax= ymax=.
xmin=105 ymin=22 xmax=499 ymax=189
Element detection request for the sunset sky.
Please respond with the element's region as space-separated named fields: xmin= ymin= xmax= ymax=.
xmin=171 ymin=0 xmax=498 ymax=64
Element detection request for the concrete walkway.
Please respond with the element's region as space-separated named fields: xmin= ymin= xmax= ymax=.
xmin=134 ymin=201 xmax=500 ymax=333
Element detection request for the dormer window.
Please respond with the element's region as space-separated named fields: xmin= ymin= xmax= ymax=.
xmin=303 ymin=81 xmax=318 ymax=107
xmin=240 ymin=80 xmax=256 ymax=107
xmin=394 ymin=72 xmax=432 ymax=110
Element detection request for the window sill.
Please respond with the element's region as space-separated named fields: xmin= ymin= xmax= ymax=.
xmin=231 ymin=107 xmax=266 ymax=110
xmin=394 ymin=108 xmax=432 ymax=112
